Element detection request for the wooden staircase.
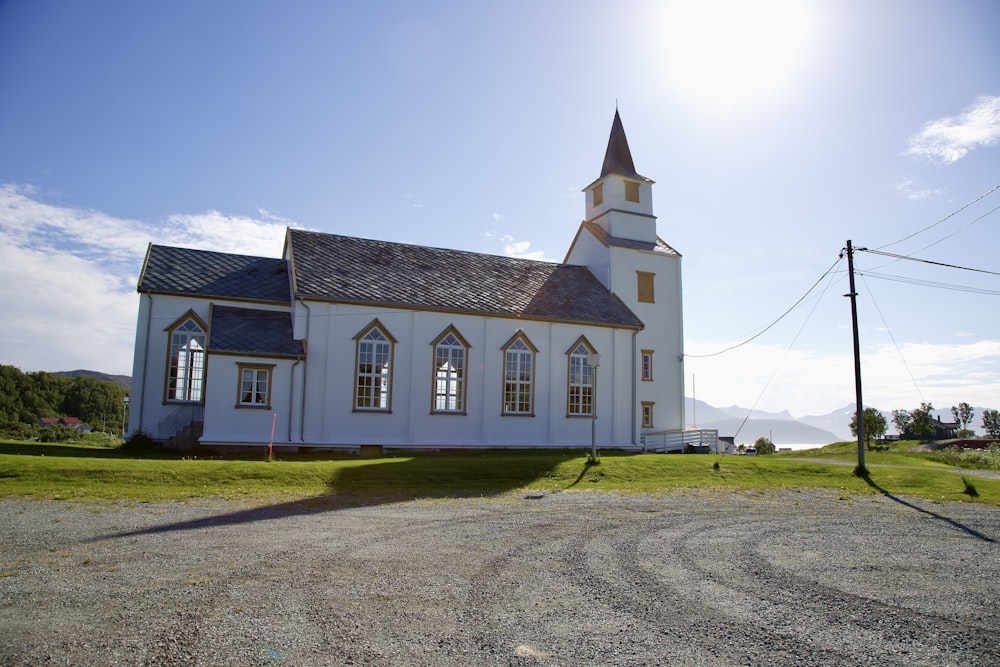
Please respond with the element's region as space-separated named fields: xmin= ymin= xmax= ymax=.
xmin=167 ymin=420 xmax=204 ymax=449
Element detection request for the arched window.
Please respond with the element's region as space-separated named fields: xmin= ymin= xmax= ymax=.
xmin=432 ymin=326 xmax=469 ymax=414
xmin=354 ymin=320 xmax=395 ymax=411
xmin=166 ymin=313 xmax=206 ymax=403
xmin=502 ymin=332 xmax=537 ymax=416
xmin=567 ymin=337 xmax=597 ymax=417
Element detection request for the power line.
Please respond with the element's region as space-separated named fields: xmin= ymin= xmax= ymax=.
xmin=858 ymin=273 xmax=925 ymax=405
xmin=859 ymin=271 xmax=1000 ymax=296
xmin=859 ymin=248 xmax=1000 ymax=277
xmin=902 ymin=202 xmax=1000 ymax=256
xmin=875 ymin=182 xmax=1000 ymax=250
xmin=732 ymin=261 xmax=841 ymax=442
xmin=685 ymin=256 xmax=844 ymax=358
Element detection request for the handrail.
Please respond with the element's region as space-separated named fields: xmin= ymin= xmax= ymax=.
xmin=640 ymin=428 xmax=719 ymax=453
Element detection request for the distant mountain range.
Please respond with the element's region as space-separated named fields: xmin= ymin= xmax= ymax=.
xmin=686 ymin=399 xmax=849 ymax=445
xmin=54 ymin=370 xmax=132 ymax=391
xmin=687 ymin=399 xmax=997 ymax=446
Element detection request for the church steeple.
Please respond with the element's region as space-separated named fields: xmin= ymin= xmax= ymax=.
xmin=583 ymin=110 xmax=656 ymax=244
xmin=600 ymin=109 xmax=647 ymax=181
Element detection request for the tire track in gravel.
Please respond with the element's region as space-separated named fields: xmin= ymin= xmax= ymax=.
xmin=619 ymin=508 xmax=998 ymax=666
xmin=456 ymin=505 xmax=666 ymax=665
xmin=733 ymin=520 xmax=999 ymax=664
xmin=635 ymin=514 xmax=919 ymax=665
xmin=453 ymin=510 xmax=577 ymax=663
xmin=556 ymin=511 xmax=854 ymax=666
xmin=292 ymin=505 xmax=509 ymax=666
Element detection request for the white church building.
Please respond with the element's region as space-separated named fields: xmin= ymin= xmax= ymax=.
xmin=128 ymin=112 xmax=698 ymax=452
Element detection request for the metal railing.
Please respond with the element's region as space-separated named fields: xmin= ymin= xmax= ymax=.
xmin=640 ymin=428 xmax=719 ymax=453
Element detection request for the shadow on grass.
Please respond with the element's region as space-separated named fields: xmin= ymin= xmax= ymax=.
xmin=88 ymin=451 xmax=595 ymax=542
xmin=858 ymin=470 xmax=995 ymax=543
xmin=0 ymin=441 xmax=215 ymax=460
xmin=0 ymin=442 xmax=127 ymax=458
xmin=0 ymin=441 xmax=362 ymax=461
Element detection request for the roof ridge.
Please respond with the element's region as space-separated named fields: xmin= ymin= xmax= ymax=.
xmin=287 ymin=230 xmax=643 ymax=328
xmin=289 ymin=228 xmax=560 ymax=266
xmin=148 ymin=243 xmax=279 ymax=261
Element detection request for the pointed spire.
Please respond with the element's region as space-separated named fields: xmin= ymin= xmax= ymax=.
xmin=600 ymin=109 xmax=644 ymax=179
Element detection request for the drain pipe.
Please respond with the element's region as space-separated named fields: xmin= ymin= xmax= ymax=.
xmin=287 ymin=359 xmax=300 ymax=442
xmin=136 ymin=293 xmax=153 ymax=435
xmin=298 ymin=299 xmax=311 ymax=442
xmin=631 ymin=328 xmax=639 ymax=447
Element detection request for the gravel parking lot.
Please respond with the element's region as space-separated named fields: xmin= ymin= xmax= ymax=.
xmin=1 ymin=489 xmax=998 ymax=666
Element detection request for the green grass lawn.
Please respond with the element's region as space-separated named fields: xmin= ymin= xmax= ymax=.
xmin=1 ymin=440 xmax=998 ymax=506
xmin=781 ymin=438 xmax=1000 ymax=469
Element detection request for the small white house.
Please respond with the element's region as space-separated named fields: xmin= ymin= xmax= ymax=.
xmin=128 ymin=112 xmax=689 ymax=451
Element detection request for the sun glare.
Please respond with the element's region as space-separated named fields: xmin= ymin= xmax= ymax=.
xmin=655 ymin=0 xmax=820 ymax=110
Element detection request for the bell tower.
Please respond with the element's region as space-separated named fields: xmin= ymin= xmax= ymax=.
xmin=566 ymin=109 xmax=685 ymax=440
xmin=582 ymin=110 xmax=657 ymax=244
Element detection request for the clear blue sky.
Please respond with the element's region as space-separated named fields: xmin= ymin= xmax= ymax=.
xmin=1 ymin=0 xmax=998 ymax=418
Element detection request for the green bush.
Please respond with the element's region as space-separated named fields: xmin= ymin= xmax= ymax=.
xmin=931 ymin=444 xmax=1000 ymax=471
xmin=37 ymin=425 xmax=81 ymax=443
xmin=120 ymin=431 xmax=159 ymax=454
xmin=0 ymin=421 xmax=40 ymax=440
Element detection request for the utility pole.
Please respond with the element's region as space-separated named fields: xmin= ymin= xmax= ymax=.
xmin=845 ymin=240 xmax=866 ymax=472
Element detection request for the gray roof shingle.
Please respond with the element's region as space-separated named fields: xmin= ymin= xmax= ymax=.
xmin=288 ymin=229 xmax=643 ymax=329
xmin=138 ymin=245 xmax=291 ymax=304
xmin=581 ymin=221 xmax=680 ymax=256
xmin=208 ymin=305 xmax=304 ymax=358
xmin=600 ymin=110 xmax=652 ymax=183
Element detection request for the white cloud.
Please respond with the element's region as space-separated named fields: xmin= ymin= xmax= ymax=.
xmin=686 ymin=343 xmax=853 ymax=417
xmin=503 ymin=238 xmax=555 ymax=261
xmin=894 ymin=178 xmax=946 ymax=201
xmin=0 ymin=185 xmax=292 ymax=375
xmin=0 ymin=242 xmax=138 ymax=375
xmin=906 ymin=95 xmax=1000 ymax=164
xmin=484 ymin=228 xmax=555 ymax=261
xmin=492 ymin=213 xmax=504 ymax=222
xmin=503 ymin=240 xmax=545 ymax=260
xmin=160 ymin=211 xmax=288 ymax=257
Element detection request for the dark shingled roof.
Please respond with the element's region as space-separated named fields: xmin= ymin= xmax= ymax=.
xmin=138 ymin=245 xmax=291 ymax=304
xmin=581 ymin=221 xmax=680 ymax=256
xmin=208 ymin=305 xmax=304 ymax=358
xmin=600 ymin=110 xmax=652 ymax=182
xmin=288 ymin=229 xmax=643 ymax=329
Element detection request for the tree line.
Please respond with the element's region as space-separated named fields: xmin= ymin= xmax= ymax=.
xmin=0 ymin=365 xmax=129 ymax=438
xmin=849 ymin=401 xmax=1000 ymax=448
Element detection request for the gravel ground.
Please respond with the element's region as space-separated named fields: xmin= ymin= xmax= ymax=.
xmin=1 ymin=489 xmax=998 ymax=666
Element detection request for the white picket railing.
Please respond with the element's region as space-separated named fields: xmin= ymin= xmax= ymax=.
xmin=640 ymin=428 xmax=719 ymax=453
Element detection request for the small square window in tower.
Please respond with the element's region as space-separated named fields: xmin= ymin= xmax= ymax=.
xmin=637 ymin=271 xmax=655 ymax=304
xmin=625 ymin=181 xmax=640 ymax=203
xmin=592 ymin=184 xmax=603 ymax=207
